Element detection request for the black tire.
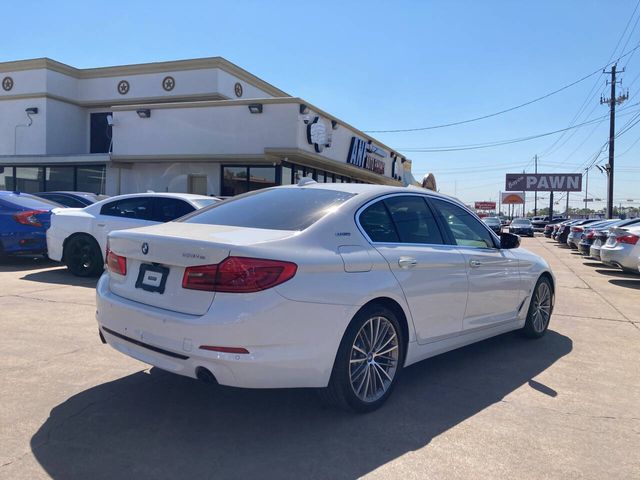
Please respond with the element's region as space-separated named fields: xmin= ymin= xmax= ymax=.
xmin=523 ymin=276 xmax=554 ymax=338
xmin=64 ymin=235 xmax=104 ymax=277
xmin=319 ymin=304 xmax=405 ymax=413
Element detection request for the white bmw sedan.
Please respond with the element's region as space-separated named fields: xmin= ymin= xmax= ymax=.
xmin=96 ymin=182 xmax=555 ymax=412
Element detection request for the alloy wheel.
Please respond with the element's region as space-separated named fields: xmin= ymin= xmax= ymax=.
xmin=349 ymin=316 xmax=399 ymax=403
xmin=531 ymin=282 xmax=552 ymax=333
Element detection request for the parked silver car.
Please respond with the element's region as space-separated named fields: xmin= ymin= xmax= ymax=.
xmin=600 ymin=225 xmax=640 ymax=273
xmin=590 ymin=219 xmax=640 ymax=260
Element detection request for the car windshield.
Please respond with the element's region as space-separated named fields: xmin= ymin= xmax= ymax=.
xmin=511 ymin=219 xmax=531 ymax=225
xmin=3 ymin=193 xmax=62 ymax=209
xmin=181 ymin=187 xmax=356 ymax=231
xmin=483 ymin=217 xmax=500 ymax=225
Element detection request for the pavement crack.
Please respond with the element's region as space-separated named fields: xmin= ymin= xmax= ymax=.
xmin=2 ymin=293 xmax=94 ymax=307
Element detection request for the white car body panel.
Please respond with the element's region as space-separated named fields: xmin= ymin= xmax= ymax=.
xmin=600 ymin=225 xmax=640 ymax=271
xmin=46 ymin=193 xmax=215 ymax=263
xmin=96 ymin=184 xmax=554 ymax=390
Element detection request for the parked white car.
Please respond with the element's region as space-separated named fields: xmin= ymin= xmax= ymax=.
xmin=96 ymin=183 xmax=555 ymax=412
xmin=47 ymin=193 xmax=218 ymax=276
xmin=600 ymin=225 xmax=640 ymax=273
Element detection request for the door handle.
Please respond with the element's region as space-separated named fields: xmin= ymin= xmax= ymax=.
xmin=469 ymin=259 xmax=482 ymax=268
xmin=97 ymin=223 xmax=106 ymax=227
xmin=398 ymin=256 xmax=418 ymax=269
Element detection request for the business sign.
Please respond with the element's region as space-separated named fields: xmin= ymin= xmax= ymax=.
xmin=347 ymin=137 xmax=386 ymax=175
xmin=501 ymin=192 xmax=525 ymax=205
xmin=474 ymin=201 xmax=496 ymax=210
xmin=505 ymin=173 xmax=582 ymax=192
xmin=306 ymin=116 xmax=332 ymax=153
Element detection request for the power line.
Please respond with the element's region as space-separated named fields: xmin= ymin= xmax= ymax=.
xmin=398 ymin=105 xmax=640 ymax=153
xmin=364 ymin=43 xmax=640 ymax=134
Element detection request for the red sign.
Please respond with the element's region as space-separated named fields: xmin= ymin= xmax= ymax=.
xmin=474 ymin=201 xmax=496 ymax=210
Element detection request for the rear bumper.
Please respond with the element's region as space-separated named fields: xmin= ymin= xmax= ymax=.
xmin=600 ymin=246 xmax=637 ymax=270
xmin=0 ymin=231 xmax=47 ymax=255
xmin=96 ymin=274 xmax=357 ymax=389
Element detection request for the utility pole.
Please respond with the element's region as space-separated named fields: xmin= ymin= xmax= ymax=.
xmin=549 ymin=191 xmax=554 ymax=220
xmin=584 ymin=167 xmax=589 ymax=216
xmin=565 ymin=192 xmax=570 ymax=217
xmin=601 ymin=64 xmax=628 ymax=219
xmin=533 ymin=154 xmax=538 ymax=216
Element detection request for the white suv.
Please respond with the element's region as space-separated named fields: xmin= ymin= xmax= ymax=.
xmin=47 ymin=193 xmax=218 ymax=276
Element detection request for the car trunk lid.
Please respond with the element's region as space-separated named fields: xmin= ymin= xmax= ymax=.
xmin=106 ymin=222 xmax=296 ymax=315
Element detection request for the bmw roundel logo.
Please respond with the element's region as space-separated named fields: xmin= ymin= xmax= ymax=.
xmin=141 ymin=242 xmax=149 ymax=255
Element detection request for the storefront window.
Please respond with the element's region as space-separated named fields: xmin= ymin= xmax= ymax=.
xmin=249 ymin=167 xmax=276 ymax=191
xmin=77 ymin=166 xmax=106 ymax=194
xmin=222 ymin=166 xmax=277 ymax=196
xmin=46 ymin=166 xmax=74 ymax=191
xmin=0 ymin=167 xmax=12 ymax=190
xmin=15 ymin=167 xmax=43 ymax=193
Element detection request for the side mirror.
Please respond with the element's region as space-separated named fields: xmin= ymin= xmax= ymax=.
xmin=500 ymin=232 xmax=520 ymax=249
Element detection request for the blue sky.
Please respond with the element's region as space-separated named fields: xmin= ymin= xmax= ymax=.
xmin=4 ymin=0 xmax=640 ymax=211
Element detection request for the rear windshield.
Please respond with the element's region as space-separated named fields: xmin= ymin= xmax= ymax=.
xmin=2 ymin=194 xmax=62 ymax=210
xmin=483 ymin=217 xmax=500 ymax=224
xmin=182 ymin=188 xmax=355 ymax=231
xmin=512 ymin=219 xmax=531 ymax=225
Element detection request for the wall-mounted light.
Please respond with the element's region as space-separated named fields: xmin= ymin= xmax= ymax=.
xmin=136 ymin=109 xmax=151 ymax=118
xmin=25 ymin=107 xmax=38 ymax=115
xmin=299 ymin=104 xmax=309 ymax=114
xmin=331 ymin=120 xmax=338 ymax=130
xmin=248 ymin=103 xmax=263 ymax=114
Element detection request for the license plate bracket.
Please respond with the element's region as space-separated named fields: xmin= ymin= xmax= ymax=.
xmin=135 ymin=264 xmax=169 ymax=294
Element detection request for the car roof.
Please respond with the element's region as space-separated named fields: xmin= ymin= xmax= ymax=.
xmin=289 ymin=182 xmax=466 ymax=206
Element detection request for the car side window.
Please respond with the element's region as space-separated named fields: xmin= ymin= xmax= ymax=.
xmin=359 ymin=201 xmax=400 ymax=243
xmin=153 ymin=198 xmax=195 ymax=222
xmin=383 ymin=196 xmax=444 ymax=244
xmin=430 ymin=198 xmax=496 ymax=248
xmin=100 ymin=197 xmax=154 ymax=220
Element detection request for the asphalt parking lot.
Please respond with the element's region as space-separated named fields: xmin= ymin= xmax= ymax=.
xmin=1 ymin=235 xmax=638 ymax=480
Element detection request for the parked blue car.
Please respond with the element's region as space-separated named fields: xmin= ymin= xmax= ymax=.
xmin=0 ymin=192 xmax=62 ymax=257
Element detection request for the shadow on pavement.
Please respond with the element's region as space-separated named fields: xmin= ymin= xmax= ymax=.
xmin=31 ymin=330 xmax=572 ymax=480
xmin=0 ymin=256 xmax=58 ymax=272
xmin=583 ymin=261 xmax=611 ymax=268
xmin=595 ymin=269 xmax=638 ymax=278
xmin=20 ymin=268 xmax=99 ymax=288
xmin=609 ymin=279 xmax=640 ymax=290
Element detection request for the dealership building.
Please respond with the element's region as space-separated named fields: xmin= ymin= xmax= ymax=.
xmin=0 ymin=57 xmax=417 ymax=197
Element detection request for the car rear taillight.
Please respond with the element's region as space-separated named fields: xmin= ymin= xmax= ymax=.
xmin=571 ymin=227 xmax=583 ymax=233
xmin=13 ymin=210 xmax=46 ymax=227
xmin=182 ymin=256 xmax=297 ymax=293
xmin=106 ymin=247 xmax=127 ymax=275
xmin=617 ymin=234 xmax=639 ymax=245
xmin=586 ymin=231 xmax=596 ymax=239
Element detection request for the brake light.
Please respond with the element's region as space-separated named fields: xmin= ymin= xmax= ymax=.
xmin=586 ymin=231 xmax=595 ymax=239
xmin=182 ymin=264 xmax=218 ymax=291
xmin=13 ymin=210 xmax=46 ymax=227
xmin=106 ymin=247 xmax=127 ymax=275
xmin=571 ymin=227 xmax=583 ymax=233
xmin=617 ymin=234 xmax=639 ymax=245
xmin=182 ymin=256 xmax=297 ymax=293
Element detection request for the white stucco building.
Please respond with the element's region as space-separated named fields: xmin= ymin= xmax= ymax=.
xmin=0 ymin=57 xmax=415 ymax=196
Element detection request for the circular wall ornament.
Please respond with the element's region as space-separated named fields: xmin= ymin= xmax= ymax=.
xmin=234 ymin=82 xmax=243 ymax=97
xmin=2 ymin=76 xmax=14 ymax=91
xmin=162 ymin=76 xmax=175 ymax=91
xmin=117 ymin=80 xmax=130 ymax=95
